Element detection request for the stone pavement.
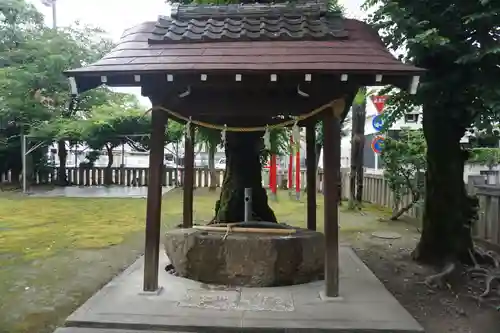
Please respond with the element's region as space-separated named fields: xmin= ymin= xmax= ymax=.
xmin=28 ymin=186 xmax=173 ymax=198
xmin=54 ymin=329 xmax=189 ymax=333
xmin=54 ymin=246 xmax=424 ymax=333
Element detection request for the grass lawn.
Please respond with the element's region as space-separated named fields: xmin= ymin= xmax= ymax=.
xmin=0 ymin=188 xmax=393 ymax=333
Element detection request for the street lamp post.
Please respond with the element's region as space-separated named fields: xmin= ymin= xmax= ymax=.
xmin=41 ymin=0 xmax=57 ymax=29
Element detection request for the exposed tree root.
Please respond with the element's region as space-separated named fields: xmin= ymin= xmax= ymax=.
xmin=423 ymin=262 xmax=457 ymax=289
xmin=466 ymin=294 xmax=500 ymax=309
xmin=419 ymin=247 xmax=500 ymax=311
xmin=469 ymin=248 xmax=479 ymax=267
xmin=485 ymin=251 xmax=500 ymax=268
xmin=465 ymin=247 xmax=500 ymax=302
xmin=467 ymin=267 xmax=489 ymax=277
xmin=480 ymin=273 xmax=500 ymax=298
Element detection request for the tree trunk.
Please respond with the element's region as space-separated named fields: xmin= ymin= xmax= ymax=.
xmin=11 ymin=169 xmax=20 ymax=185
xmin=390 ymin=193 xmax=420 ymax=221
xmin=348 ymin=137 xmax=357 ymax=209
xmin=412 ymin=108 xmax=476 ymax=265
xmin=208 ymin=142 xmax=217 ymax=192
xmin=56 ymin=140 xmax=68 ymax=186
xmin=104 ymin=144 xmax=113 ymax=185
xmin=212 ymin=131 xmax=277 ymax=223
xmin=355 ymin=161 xmax=364 ymax=203
xmin=348 ymin=97 xmax=366 ymax=209
xmin=348 ymin=109 xmax=357 ymax=209
xmin=355 ymin=94 xmax=366 ymax=204
xmin=314 ymin=143 xmax=322 ymax=170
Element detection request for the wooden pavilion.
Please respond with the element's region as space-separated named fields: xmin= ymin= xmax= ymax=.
xmin=66 ymin=2 xmax=423 ymax=298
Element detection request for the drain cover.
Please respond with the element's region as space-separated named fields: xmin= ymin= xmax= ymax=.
xmin=371 ymin=231 xmax=402 ymax=239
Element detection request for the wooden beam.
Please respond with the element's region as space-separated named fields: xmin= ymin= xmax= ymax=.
xmin=139 ymin=72 xmax=413 ymax=98
xmin=306 ymin=123 xmax=317 ymax=231
xmin=162 ymin=90 xmax=337 ymax=118
xmin=183 ymin=126 xmax=195 ymax=228
xmin=143 ymin=109 xmax=167 ymax=292
xmin=166 ymin=114 xmax=323 ymax=128
xmin=322 ymin=101 xmax=342 ymax=298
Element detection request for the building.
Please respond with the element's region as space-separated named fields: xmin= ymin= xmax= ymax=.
xmin=337 ymin=93 xmax=485 ymax=182
xmin=340 ymin=93 xmax=422 ymax=173
xmin=49 ymin=140 xmax=225 ymax=168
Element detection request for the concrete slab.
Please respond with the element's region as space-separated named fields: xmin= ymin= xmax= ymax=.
xmin=59 ymin=247 xmax=424 ymax=333
xmin=54 ymin=329 xmax=190 ymax=333
xmin=28 ymin=186 xmax=172 ymax=198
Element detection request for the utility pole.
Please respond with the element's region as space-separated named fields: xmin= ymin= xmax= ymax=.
xmin=41 ymin=0 xmax=57 ymax=29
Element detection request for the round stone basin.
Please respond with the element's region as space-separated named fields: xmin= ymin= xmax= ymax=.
xmin=164 ymin=226 xmax=324 ymax=287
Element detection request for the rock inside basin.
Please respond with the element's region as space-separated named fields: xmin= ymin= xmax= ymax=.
xmin=164 ymin=225 xmax=324 ymax=287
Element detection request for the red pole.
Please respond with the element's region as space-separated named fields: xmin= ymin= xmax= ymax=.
xmin=288 ymin=136 xmax=293 ymax=190
xmin=295 ymin=144 xmax=301 ymax=200
xmin=268 ymin=156 xmax=273 ymax=190
xmin=270 ymin=155 xmax=277 ymax=199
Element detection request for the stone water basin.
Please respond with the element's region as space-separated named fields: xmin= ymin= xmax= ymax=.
xmin=164 ymin=225 xmax=324 ymax=287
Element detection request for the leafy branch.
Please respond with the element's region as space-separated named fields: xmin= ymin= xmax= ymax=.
xmin=381 ymin=129 xmax=426 ymax=220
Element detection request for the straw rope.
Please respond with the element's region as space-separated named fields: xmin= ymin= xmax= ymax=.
xmin=145 ymin=98 xmax=345 ymax=132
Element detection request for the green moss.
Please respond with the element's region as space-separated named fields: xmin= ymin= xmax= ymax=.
xmin=0 ymin=190 xmax=400 ymax=267
xmin=360 ymin=202 xmax=393 ymax=216
xmin=0 ymin=197 xmax=143 ymax=263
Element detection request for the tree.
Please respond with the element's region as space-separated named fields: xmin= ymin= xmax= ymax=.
xmin=365 ymin=0 xmax=500 ymax=265
xmin=469 ymin=148 xmax=500 ymax=171
xmin=43 ymin=25 xmax=113 ymax=185
xmin=348 ymin=88 xmax=367 ymax=210
xmin=212 ymin=127 xmax=289 ymax=223
xmin=0 ymin=0 xmax=46 ymax=181
xmin=196 ymin=128 xmax=221 ymax=192
xmin=210 ymin=131 xmax=275 ymax=222
xmin=33 ymin=93 xmax=185 ymax=185
xmin=381 ymin=129 xmax=426 ymax=220
xmin=80 ymin=103 xmax=148 ymax=184
xmin=0 ymin=0 xmax=114 ymax=185
xmin=169 ymin=0 xmax=345 ymax=222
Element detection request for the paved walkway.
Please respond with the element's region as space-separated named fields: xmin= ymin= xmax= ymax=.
xmin=27 ymin=186 xmax=173 ymax=198
xmin=54 ymin=247 xmax=423 ymax=333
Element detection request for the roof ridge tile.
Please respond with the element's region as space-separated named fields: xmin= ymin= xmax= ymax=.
xmin=149 ymin=15 xmax=347 ymax=44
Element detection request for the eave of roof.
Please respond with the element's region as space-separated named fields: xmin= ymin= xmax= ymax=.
xmin=65 ymin=2 xmax=424 ymax=94
xmin=67 ymin=21 xmax=423 ymax=73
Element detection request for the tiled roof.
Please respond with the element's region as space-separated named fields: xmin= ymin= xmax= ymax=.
xmin=170 ymin=2 xmax=329 ymax=20
xmin=150 ymin=2 xmax=347 ymax=43
xmin=66 ymin=2 xmax=424 ymax=92
xmin=69 ymin=19 xmax=421 ymax=74
xmin=149 ymin=16 xmax=347 ymax=44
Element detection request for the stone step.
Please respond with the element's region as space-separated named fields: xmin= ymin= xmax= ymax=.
xmin=54 ymin=328 xmax=190 ymax=333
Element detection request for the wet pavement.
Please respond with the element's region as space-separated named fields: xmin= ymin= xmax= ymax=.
xmin=27 ymin=186 xmax=173 ymax=198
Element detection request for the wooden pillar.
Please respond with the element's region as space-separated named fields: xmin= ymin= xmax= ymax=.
xmin=322 ymin=100 xmax=344 ymax=298
xmin=183 ymin=126 xmax=195 ymax=228
xmin=306 ymin=123 xmax=317 ymax=231
xmin=143 ymin=109 xmax=167 ymax=292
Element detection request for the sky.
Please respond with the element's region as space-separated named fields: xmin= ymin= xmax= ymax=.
xmin=29 ymin=0 xmax=366 ymax=105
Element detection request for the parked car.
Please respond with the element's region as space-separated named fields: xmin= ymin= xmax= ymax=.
xmin=215 ymin=158 xmax=226 ymax=170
